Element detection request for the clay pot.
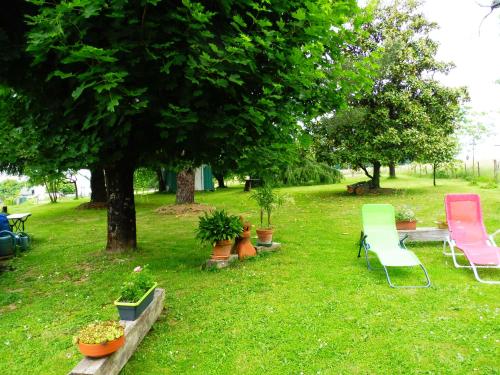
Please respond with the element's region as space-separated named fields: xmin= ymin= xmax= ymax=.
xmin=256 ymin=228 xmax=273 ymax=246
xmin=434 ymin=221 xmax=448 ymax=229
xmin=396 ymin=220 xmax=416 ymax=230
xmin=78 ymin=335 xmax=125 ymax=358
xmin=236 ymin=230 xmax=256 ymax=259
xmin=211 ymin=239 xmax=233 ymax=260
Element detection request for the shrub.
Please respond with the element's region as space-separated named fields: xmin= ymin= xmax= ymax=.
xmin=196 ymin=210 xmax=243 ymax=245
xmin=76 ymin=321 xmax=124 ymax=345
xmin=118 ymin=266 xmax=155 ymax=303
xmin=278 ymin=159 xmax=343 ymax=186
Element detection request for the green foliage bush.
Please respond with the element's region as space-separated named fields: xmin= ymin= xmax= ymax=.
xmin=134 ymin=168 xmax=158 ymax=191
xmin=118 ymin=266 xmax=155 ymax=303
xmin=278 ymin=159 xmax=343 ymax=186
xmin=0 ymin=179 xmax=25 ymax=202
xmin=76 ymin=321 xmax=124 ymax=345
xmin=196 ymin=210 xmax=243 ymax=245
xmin=59 ymin=183 xmax=76 ymax=195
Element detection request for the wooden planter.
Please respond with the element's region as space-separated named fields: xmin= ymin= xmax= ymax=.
xmin=396 ymin=220 xmax=417 ymax=230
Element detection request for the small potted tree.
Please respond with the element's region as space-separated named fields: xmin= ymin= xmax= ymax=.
xmin=75 ymin=320 xmax=125 ymax=358
xmin=114 ymin=266 xmax=158 ymax=321
xmin=250 ymin=185 xmax=283 ymax=246
xmin=395 ymin=206 xmax=417 ymax=230
xmin=196 ymin=209 xmax=243 ymax=260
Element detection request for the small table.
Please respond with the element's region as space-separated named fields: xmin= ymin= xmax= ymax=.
xmin=7 ymin=213 xmax=32 ymax=232
xmin=398 ymin=227 xmax=449 ymax=242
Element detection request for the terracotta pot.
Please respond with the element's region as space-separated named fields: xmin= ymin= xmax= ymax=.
xmin=256 ymin=228 xmax=273 ymax=246
xmin=396 ymin=220 xmax=416 ymax=230
xmin=236 ymin=230 xmax=256 ymax=259
xmin=211 ymin=239 xmax=233 ymax=260
xmin=434 ymin=221 xmax=448 ymax=229
xmin=78 ymin=335 xmax=125 ymax=358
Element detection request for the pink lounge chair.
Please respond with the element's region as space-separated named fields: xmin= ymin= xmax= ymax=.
xmin=444 ymin=194 xmax=500 ymax=284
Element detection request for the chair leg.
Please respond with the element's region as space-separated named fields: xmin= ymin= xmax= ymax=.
xmin=470 ymin=262 xmax=500 ymax=284
xmin=357 ymin=231 xmax=364 ymax=258
xmin=382 ymin=264 xmax=431 ymax=288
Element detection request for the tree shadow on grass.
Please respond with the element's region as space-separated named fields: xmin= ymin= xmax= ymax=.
xmin=308 ymin=185 xmax=430 ymax=201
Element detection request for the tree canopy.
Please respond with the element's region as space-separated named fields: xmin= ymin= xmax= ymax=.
xmin=310 ymin=0 xmax=467 ymax=188
xmin=1 ymin=0 xmax=361 ymax=250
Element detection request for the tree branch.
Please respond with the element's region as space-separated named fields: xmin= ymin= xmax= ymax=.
xmin=359 ymin=164 xmax=373 ymax=179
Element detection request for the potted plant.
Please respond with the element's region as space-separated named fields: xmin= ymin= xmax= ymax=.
xmin=434 ymin=217 xmax=448 ymax=229
xmin=75 ymin=320 xmax=125 ymax=358
xmin=395 ymin=206 xmax=417 ymax=230
xmin=114 ymin=266 xmax=158 ymax=321
xmin=250 ymin=185 xmax=284 ymax=246
xmin=234 ymin=217 xmax=256 ymax=258
xmin=196 ymin=209 xmax=243 ymax=260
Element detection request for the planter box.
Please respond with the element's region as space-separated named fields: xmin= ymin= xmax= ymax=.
xmin=396 ymin=220 xmax=416 ymax=230
xmin=114 ymin=283 xmax=157 ymax=321
xmin=70 ymin=288 xmax=165 ymax=375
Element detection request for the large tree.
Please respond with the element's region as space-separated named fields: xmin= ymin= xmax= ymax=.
xmin=311 ymin=0 xmax=466 ymax=189
xmin=1 ymin=0 xmax=359 ymax=251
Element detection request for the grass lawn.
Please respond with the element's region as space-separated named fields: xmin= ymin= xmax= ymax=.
xmin=0 ymin=175 xmax=498 ymax=374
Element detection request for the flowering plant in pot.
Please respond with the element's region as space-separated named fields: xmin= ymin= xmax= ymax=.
xmin=75 ymin=320 xmax=125 ymax=358
xmin=395 ymin=206 xmax=417 ymax=230
xmin=250 ymin=184 xmax=284 ymax=246
xmin=196 ymin=209 xmax=243 ymax=260
xmin=114 ymin=266 xmax=157 ymax=321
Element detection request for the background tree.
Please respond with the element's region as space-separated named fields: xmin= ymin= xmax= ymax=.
xmin=415 ymin=133 xmax=459 ymax=186
xmin=311 ymin=0 xmax=467 ymax=189
xmin=89 ymin=168 xmax=107 ymax=204
xmin=458 ymin=108 xmax=493 ymax=178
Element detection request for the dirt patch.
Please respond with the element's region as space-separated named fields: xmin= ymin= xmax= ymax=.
xmin=155 ymin=203 xmax=214 ymax=216
xmin=76 ymin=202 xmax=107 ymax=210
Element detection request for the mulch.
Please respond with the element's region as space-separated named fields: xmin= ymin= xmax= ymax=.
xmin=155 ymin=203 xmax=214 ymax=216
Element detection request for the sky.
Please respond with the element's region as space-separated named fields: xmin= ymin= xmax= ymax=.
xmin=420 ymin=0 xmax=500 ymax=160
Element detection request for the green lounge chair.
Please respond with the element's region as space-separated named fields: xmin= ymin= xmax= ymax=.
xmin=358 ymin=204 xmax=431 ymax=288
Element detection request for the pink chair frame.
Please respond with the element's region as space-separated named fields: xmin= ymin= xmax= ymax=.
xmin=443 ymin=194 xmax=500 ymax=284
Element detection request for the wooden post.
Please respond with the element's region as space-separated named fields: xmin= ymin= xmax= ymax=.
xmin=477 ymin=161 xmax=480 ymax=177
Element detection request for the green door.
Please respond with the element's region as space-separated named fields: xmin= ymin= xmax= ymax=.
xmin=203 ymin=165 xmax=214 ymax=191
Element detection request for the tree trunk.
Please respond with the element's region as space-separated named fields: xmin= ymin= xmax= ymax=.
xmin=104 ymin=163 xmax=136 ymax=251
xmin=433 ymin=163 xmax=437 ymax=187
xmin=90 ymin=168 xmax=107 ymax=203
xmin=389 ymin=162 xmax=396 ymax=178
xmin=73 ymin=180 xmax=79 ymax=199
xmin=176 ymin=168 xmax=195 ymax=204
xmin=157 ymin=168 xmax=166 ymax=192
xmin=214 ymin=173 xmax=226 ymax=188
xmin=370 ymin=161 xmax=381 ymax=189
